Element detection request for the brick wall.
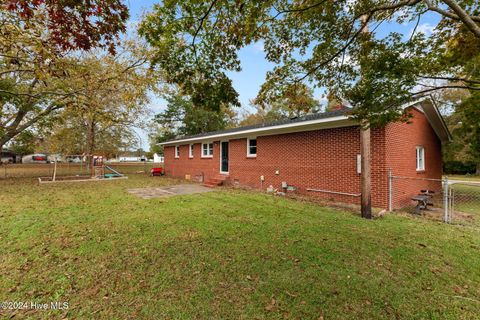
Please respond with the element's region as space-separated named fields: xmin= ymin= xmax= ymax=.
xmin=385 ymin=108 xmax=443 ymax=209
xmin=163 ymin=108 xmax=442 ymax=210
xmin=164 ymin=142 xmax=221 ymax=183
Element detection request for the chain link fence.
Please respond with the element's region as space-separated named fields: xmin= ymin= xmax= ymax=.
xmin=449 ymin=182 xmax=480 ymax=224
xmin=0 ymin=162 xmax=159 ymax=180
xmin=389 ymin=172 xmax=480 ymax=224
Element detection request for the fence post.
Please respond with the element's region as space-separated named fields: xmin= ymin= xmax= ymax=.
xmin=443 ymin=177 xmax=449 ymax=223
xmin=388 ymin=169 xmax=393 ymax=212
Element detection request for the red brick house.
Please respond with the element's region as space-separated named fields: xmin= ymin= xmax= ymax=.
xmin=160 ymin=99 xmax=450 ymax=209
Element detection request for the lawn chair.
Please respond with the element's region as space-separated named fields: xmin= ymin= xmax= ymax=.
xmin=411 ymin=190 xmax=434 ymax=214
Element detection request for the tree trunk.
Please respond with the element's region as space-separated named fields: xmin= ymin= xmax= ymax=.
xmin=476 ymin=163 xmax=480 ymax=175
xmin=86 ymin=122 xmax=95 ymax=155
xmin=85 ymin=117 xmax=96 ymax=170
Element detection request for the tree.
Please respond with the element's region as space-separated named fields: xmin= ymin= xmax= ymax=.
xmin=441 ymin=90 xmax=480 ymax=174
xmin=150 ymin=90 xmax=237 ymax=152
xmin=0 ymin=5 xmax=131 ymax=151
xmin=436 ymin=16 xmax=480 ymax=173
xmin=241 ymin=83 xmax=320 ymax=126
xmin=139 ymin=0 xmax=480 ymax=126
xmin=0 ymin=9 xmax=79 ymax=151
xmin=4 ymin=0 xmax=129 ymax=54
xmin=255 ymin=83 xmax=320 ymax=118
xmin=39 ymin=41 xmax=156 ymax=158
xmin=8 ymin=130 xmax=37 ymax=155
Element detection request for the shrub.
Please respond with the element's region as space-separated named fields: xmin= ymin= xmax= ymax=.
xmin=443 ymin=161 xmax=477 ymax=175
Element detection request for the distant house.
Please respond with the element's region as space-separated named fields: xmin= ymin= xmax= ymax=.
xmin=153 ymin=153 xmax=164 ymax=163
xmin=118 ymin=156 xmax=146 ymax=162
xmin=160 ymin=98 xmax=451 ymax=210
xmin=1 ymin=149 xmax=20 ymax=164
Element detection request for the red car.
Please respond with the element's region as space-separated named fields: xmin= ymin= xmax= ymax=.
xmin=150 ymin=167 xmax=164 ymax=176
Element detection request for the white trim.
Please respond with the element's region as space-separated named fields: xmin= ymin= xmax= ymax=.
xmin=189 ymin=143 xmax=194 ymax=158
xmin=160 ymin=115 xmax=351 ymax=145
xmin=201 ymin=142 xmax=213 ymax=158
xmin=219 ymin=140 xmax=229 ymax=174
xmin=175 ymin=145 xmax=180 ymax=158
xmin=416 ymin=146 xmax=425 ymax=171
xmin=160 ymin=97 xmax=449 ymax=146
xmin=247 ymin=137 xmax=257 ymax=158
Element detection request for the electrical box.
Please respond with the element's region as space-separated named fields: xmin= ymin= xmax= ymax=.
xmin=281 ymin=181 xmax=288 ymax=189
xmin=275 ymin=170 xmax=280 ymax=175
xmin=260 ymin=175 xmax=265 ymax=181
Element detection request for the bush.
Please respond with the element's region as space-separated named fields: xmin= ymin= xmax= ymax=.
xmin=443 ymin=161 xmax=477 ymax=175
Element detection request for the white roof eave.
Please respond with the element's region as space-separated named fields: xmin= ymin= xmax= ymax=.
xmin=160 ymin=115 xmax=354 ymax=146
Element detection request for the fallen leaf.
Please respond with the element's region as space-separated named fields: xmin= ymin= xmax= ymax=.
xmin=265 ymin=298 xmax=276 ymax=311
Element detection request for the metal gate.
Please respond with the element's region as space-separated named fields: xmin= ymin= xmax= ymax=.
xmin=449 ymin=182 xmax=480 ymax=223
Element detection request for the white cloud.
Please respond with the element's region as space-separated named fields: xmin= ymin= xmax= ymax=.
xmin=252 ymin=41 xmax=265 ymax=54
xmin=410 ymin=23 xmax=435 ymax=37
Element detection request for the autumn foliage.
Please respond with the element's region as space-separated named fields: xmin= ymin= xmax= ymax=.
xmin=4 ymin=0 xmax=129 ymax=54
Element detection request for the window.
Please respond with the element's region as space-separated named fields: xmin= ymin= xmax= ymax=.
xmin=202 ymin=143 xmax=213 ymax=157
xmin=175 ymin=146 xmax=180 ymax=158
xmin=416 ymin=146 xmax=425 ymax=171
xmin=189 ymin=144 xmax=194 ymax=158
xmin=247 ymin=138 xmax=257 ymax=157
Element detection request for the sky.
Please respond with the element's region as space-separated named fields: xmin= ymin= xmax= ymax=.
xmin=125 ymin=1 xmax=441 ymax=150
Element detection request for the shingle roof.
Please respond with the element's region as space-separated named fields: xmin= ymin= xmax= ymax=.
xmin=165 ymin=108 xmax=350 ymax=144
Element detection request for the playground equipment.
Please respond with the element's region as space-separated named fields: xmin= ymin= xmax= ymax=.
xmin=38 ymin=154 xmax=128 ymax=184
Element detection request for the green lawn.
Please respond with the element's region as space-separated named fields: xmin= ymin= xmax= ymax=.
xmin=450 ymin=183 xmax=480 ymax=217
xmin=447 ymin=174 xmax=480 ymax=182
xmin=1 ymin=174 xmax=479 ymax=319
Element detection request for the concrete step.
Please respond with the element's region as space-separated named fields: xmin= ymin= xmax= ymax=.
xmin=203 ymin=178 xmax=224 ymax=188
xmin=203 ymin=182 xmax=221 ymax=188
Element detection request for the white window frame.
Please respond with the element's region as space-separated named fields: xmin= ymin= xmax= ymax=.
xmin=247 ymin=137 xmax=257 ymax=158
xmin=175 ymin=145 xmax=180 ymax=158
xmin=201 ymin=142 xmax=213 ymax=158
xmin=416 ymin=146 xmax=425 ymax=171
xmin=189 ymin=144 xmax=194 ymax=158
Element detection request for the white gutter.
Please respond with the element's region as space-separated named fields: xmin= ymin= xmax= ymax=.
xmin=159 ymin=97 xmax=449 ymax=146
xmin=160 ymin=115 xmax=351 ymax=145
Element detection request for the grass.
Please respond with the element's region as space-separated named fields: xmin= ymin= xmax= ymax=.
xmin=450 ymin=183 xmax=480 ymax=217
xmin=1 ymin=173 xmax=480 ymax=319
xmin=0 ymin=162 xmax=157 ymax=179
xmin=447 ymin=174 xmax=480 ymax=182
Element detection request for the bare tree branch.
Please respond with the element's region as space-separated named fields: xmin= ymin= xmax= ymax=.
xmin=192 ymin=0 xmax=218 ymax=61
xmin=439 ymin=0 xmax=480 ymax=37
xmin=425 ymin=0 xmax=480 ymax=22
xmin=413 ymin=85 xmax=480 ymax=96
xmin=419 ymin=75 xmax=480 ymax=84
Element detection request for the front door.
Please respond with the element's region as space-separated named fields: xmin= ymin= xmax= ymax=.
xmin=220 ymin=141 xmax=229 ymax=174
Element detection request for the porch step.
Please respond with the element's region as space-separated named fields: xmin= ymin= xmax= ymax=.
xmin=202 ymin=175 xmax=228 ymax=188
xmin=203 ymin=182 xmax=220 ymax=188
